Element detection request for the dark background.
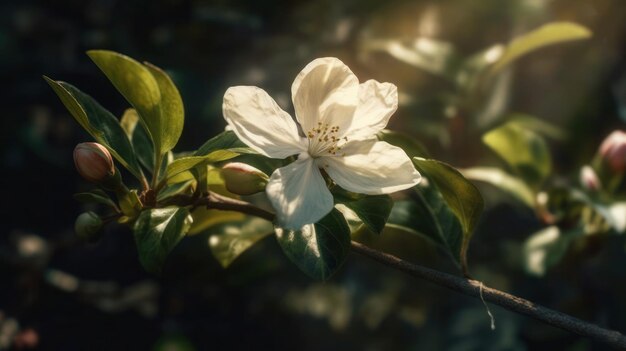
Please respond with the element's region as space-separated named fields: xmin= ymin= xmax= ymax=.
xmin=1 ymin=0 xmax=626 ymax=349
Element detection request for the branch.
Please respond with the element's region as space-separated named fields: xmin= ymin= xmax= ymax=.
xmin=351 ymin=241 xmax=626 ymax=349
xmin=197 ymin=192 xmax=275 ymax=221
xmin=159 ymin=192 xmax=626 ymax=348
xmin=159 ymin=191 xmax=275 ymax=222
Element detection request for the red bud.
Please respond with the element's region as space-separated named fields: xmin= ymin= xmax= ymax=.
xmin=73 ymin=143 xmax=115 ymax=183
xmin=598 ymin=131 xmax=626 ymax=172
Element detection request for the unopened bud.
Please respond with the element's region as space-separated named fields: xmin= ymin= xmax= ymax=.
xmin=74 ymin=212 xmax=103 ymax=242
xmin=221 ymin=162 xmax=269 ymax=195
xmin=598 ymin=131 xmax=626 ymax=172
xmin=579 ymin=165 xmax=601 ymax=191
xmin=74 ymin=143 xmax=115 ymax=183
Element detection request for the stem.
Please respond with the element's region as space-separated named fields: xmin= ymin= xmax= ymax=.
xmin=196 ymin=192 xmax=275 ymax=221
xmin=159 ymin=192 xmax=275 ymax=222
xmin=140 ymin=174 xmax=150 ymax=193
xmin=161 ymin=194 xmax=626 ymax=348
xmin=152 ymin=151 xmax=163 ymax=190
xmin=351 ymin=241 xmax=626 ymax=349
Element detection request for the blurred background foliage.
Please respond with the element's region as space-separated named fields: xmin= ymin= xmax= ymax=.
xmin=1 ymin=0 xmax=626 ymax=349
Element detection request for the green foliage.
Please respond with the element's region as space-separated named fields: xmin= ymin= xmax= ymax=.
xmin=133 ymin=207 xmax=193 ymax=274
xmin=413 ymin=158 xmax=484 ymax=274
xmin=156 ymin=180 xmax=195 ymax=202
xmin=490 ymin=22 xmax=592 ymax=73
xmin=194 ymin=130 xmax=250 ymax=156
xmin=333 ymin=190 xmax=393 ymax=235
xmin=87 ymin=50 xmax=184 ymax=158
xmin=462 ymin=167 xmax=536 ymax=207
xmin=377 ymin=129 xmax=430 ymax=158
xmin=387 ymin=186 xmax=463 ymax=266
xmin=119 ymin=108 xmax=157 ymax=173
xmin=209 ymin=217 xmax=274 ymax=268
xmin=523 ymin=226 xmax=582 ymax=276
xmin=44 ymin=78 xmax=144 ymax=180
xmin=165 ymin=151 xmax=240 ymax=180
xmin=118 ymin=189 xmax=142 ymax=217
xmin=276 ymin=209 xmax=351 ymax=280
xmin=363 ymin=37 xmax=459 ymax=81
xmin=506 ymin=113 xmax=567 ymax=141
xmin=483 ymin=122 xmax=552 ymax=188
xmin=73 ymin=189 xmax=118 ymax=210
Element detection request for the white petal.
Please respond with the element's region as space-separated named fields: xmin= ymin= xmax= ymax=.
xmin=266 ymin=157 xmax=334 ymax=230
xmin=291 ymin=58 xmax=359 ymax=137
xmin=223 ymin=86 xmax=305 ymax=158
xmin=347 ymin=80 xmax=398 ymax=140
xmin=321 ymin=140 xmax=421 ymax=195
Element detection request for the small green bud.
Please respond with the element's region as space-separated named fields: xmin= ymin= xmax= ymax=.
xmin=221 ymin=162 xmax=269 ymax=195
xmin=74 ymin=142 xmax=115 ymax=183
xmin=74 ymin=211 xmax=103 ymax=242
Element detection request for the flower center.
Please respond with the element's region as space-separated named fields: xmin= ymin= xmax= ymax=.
xmin=306 ymin=121 xmax=349 ymax=157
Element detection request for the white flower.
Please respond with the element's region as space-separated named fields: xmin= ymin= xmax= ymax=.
xmin=223 ymin=57 xmax=421 ymax=229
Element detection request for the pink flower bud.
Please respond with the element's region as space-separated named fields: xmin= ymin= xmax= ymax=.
xmin=221 ymin=162 xmax=269 ymax=195
xmin=579 ymin=165 xmax=601 ymax=191
xmin=73 ymin=143 xmax=115 ymax=183
xmin=598 ymin=131 xmax=626 ymax=172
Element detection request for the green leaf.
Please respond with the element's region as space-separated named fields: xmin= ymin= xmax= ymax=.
xmin=87 ymin=50 xmax=183 ymax=156
xmin=189 ymin=208 xmax=245 ymax=235
xmin=333 ymin=190 xmax=393 ymax=234
xmin=523 ymin=226 xmax=582 ymax=276
xmin=567 ymin=190 xmax=622 ymax=235
xmin=482 ymin=121 xmax=552 ymax=187
xmin=119 ymin=107 xmax=138 ymax=139
xmin=491 ymin=22 xmax=591 ymax=73
xmin=387 ymin=185 xmax=463 ymax=265
xmin=462 ymin=167 xmax=536 ymax=208
xmin=377 ymin=129 xmax=430 ymax=158
xmin=457 ymin=44 xmax=505 ymax=89
xmin=143 ymin=62 xmax=185 ymax=152
xmin=73 ymin=189 xmax=118 ymax=210
xmin=133 ymin=207 xmax=193 ymax=274
xmin=194 ymin=130 xmax=250 ymax=156
xmin=275 ymin=209 xmax=351 ymax=280
xmin=165 ymin=151 xmax=239 ymax=180
xmin=209 ymin=217 xmax=274 ymax=268
xmin=363 ymin=37 xmax=459 ymax=80
xmin=156 ymin=179 xmax=194 ymax=202
xmin=413 ymin=158 xmax=484 ymax=274
xmin=120 ymin=108 xmax=156 ymax=173
xmin=118 ymin=189 xmax=142 ymax=217
xmin=507 ymin=113 xmax=567 ymax=141
xmin=44 ymin=77 xmax=144 ymax=180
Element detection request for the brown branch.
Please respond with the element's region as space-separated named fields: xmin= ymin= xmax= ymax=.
xmin=158 ymin=192 xmax=626 ymax=348
xmin=351 ymin=241 xmax=626 ymax=349
xmin=196 ymin=192 xmax=275 ymax=221
xmin=158 ymin=191 xmax=275 ymax=222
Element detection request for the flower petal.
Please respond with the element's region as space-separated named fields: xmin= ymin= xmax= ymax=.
xmin=347 ymin=80 xmax=398 ymax=140
xmin=223 ymin=86 xmax=305 ymax=158
xmin=266 ymin=156 xmax=334 ymax=230
xmin=291 ymin=58 xmax=359 ymax=137
xmin=321 ymin=139 xmax=421 ymax=195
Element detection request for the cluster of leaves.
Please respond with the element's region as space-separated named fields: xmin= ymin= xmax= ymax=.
xmin=467 ymin=121 xmax=626 ymax=276
xmin=365 ymin=20 xmax=626 ymax=276
xmin=361 ymin=22 xmax=592 ymax=144
xmin=47 ymin=51 xmax=486 ymax=280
